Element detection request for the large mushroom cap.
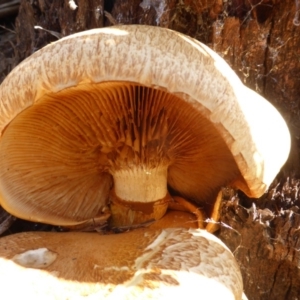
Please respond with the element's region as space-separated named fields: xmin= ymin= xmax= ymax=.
xmin=0 ymin=25 xmax=290 ymax=225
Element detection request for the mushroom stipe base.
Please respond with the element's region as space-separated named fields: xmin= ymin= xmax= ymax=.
xmin=109 ymin=189 xmax=170 ymax=227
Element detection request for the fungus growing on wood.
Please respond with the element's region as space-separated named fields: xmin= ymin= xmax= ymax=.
xmin=0 ymin=25 xmax=290 ymax=228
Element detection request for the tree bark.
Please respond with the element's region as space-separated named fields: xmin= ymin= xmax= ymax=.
xmin=1 ymin=1 xmax=300 ymax=299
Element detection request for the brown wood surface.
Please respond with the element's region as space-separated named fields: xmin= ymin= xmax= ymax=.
xmin=1 ymin=1 xmax=300 ymax=299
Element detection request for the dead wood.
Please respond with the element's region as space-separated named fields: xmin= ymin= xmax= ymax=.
xmin=0 ymin=1 xmax=300 ymax=299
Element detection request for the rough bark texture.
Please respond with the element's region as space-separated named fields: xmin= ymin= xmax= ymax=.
xmin=219 ymin=188 xmax=300 ymax=300
xmin=1 ymin=1 xmax=300 ymax=299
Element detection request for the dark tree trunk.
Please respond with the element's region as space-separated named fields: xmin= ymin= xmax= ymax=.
xmin=1 ymin=1 xmax=300 ymax=299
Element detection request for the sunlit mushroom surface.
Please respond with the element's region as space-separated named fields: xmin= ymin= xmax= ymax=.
xmin=0 ymin=25 xmax=288 ymax=300
xmin=0 ymin=25 xmax=290 ymax=226
xmin=0 ymin=211 xmax=245 ymax=299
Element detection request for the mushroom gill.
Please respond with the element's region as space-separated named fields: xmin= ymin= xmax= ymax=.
xmin=0 ymin=81 xmax=241 ymax=225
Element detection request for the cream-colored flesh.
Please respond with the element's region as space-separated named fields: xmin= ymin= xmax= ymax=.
xmin=113 ymin=166 xmax=168 ymax=203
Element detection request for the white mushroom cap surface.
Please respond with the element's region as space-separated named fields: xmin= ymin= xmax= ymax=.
xmin=0 ymin=25 xmax=290 ymax=225
xmin=0 ymin=211 xmax=245 ymax=299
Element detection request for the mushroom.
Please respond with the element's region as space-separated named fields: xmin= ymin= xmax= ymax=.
xmin=0 ymin=25 xmax=290 ymax=229
xmin=0 ymin=25 xmax=290 ymax=299
xmin=0 ymin=210 xmax=247 ymax=299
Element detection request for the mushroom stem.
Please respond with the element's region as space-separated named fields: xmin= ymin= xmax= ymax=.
xmin=112 ymin=165 xmax=168 ymax=202
xmin=109 ymin=165 xmax=170 ymax=227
